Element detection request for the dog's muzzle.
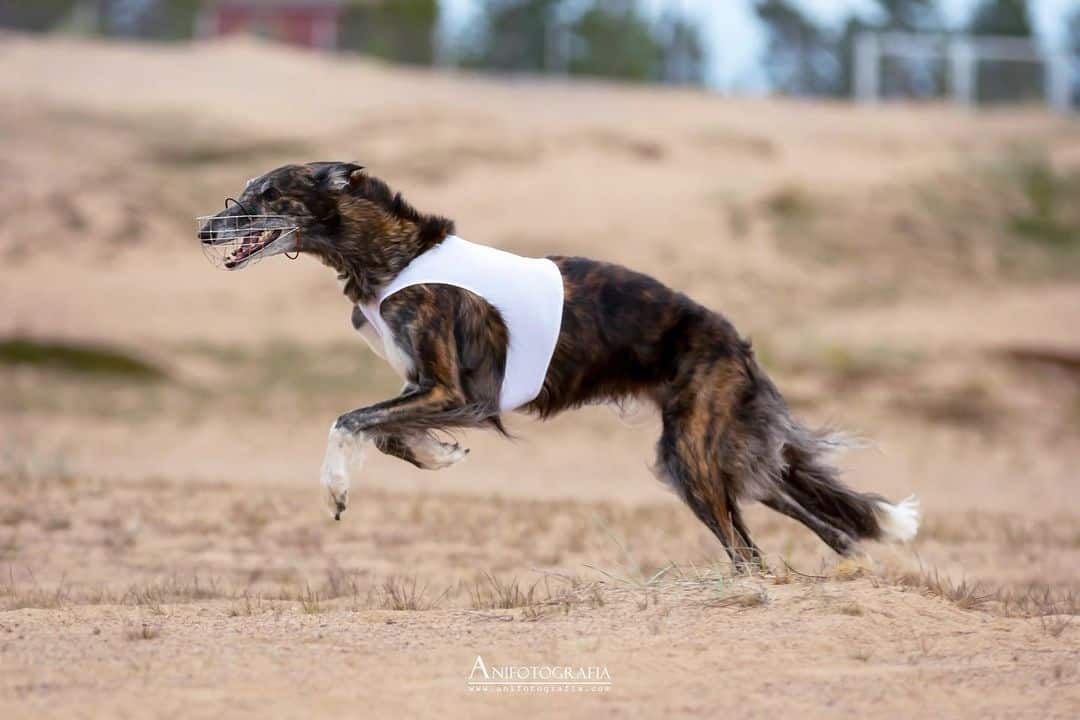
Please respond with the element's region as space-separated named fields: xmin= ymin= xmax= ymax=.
xmin=196 ymin=214 xmax=299 ymax=270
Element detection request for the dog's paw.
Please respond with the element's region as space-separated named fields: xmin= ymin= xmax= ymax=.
xmin=412 ymin=437 xmax=469 ymax=470
xmin=321 ymin=466 xmax=349 ymax=520
xmin=320 ymin=424 xmax=366 ymax=520
xmin=323 ymin=479 xmax=348 ymax=521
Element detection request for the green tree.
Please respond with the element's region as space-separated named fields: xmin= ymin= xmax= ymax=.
xmin=465 ymin=0 xmax=701 ymax=86
xmin=568 ymin=0 xmax=662 ymax=82
xmin=970 ymin=0 xmax=1033 ymax=36
xmin=657 ymin=12 xmax=706 ymax=85
xmin=341 ymin=0 xmax=441 ymax=66
xmin=1067 ymin=8 xmax=1080 ymax=106
xmin=0 ymin=0 xmax=79 ymax=32
xmin=97 ymin=0 xmax=201 ymax=41
xmin=877 ymin=0 xmax=946 ymax=31
xmin=153 ymin=0 xmax=202 ymax=41
xmin=756 ymin=0 xmax=844 ymax=96
xmin=1069 ymin=7 xmax=1080 ymax=52
xmin=465 ymin=0 xmax=565 ymax=72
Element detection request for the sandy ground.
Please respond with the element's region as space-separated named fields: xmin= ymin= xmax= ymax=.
xmin=1 ymin=35 xmax=1079 ymax=718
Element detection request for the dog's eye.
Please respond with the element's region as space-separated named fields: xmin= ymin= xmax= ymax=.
xmin=262 ymin=187 xmax=281 ymax=202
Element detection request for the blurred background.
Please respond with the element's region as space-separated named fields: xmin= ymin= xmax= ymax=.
xmin=1 ymin=0 xmax=1078 ymax=606
xmin=2 ymin=0 xmax=1079 ymax=105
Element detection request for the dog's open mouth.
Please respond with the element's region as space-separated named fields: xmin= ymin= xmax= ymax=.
xmin=222 ymin=228 xmax=282 ymax=269
xmin=196 ymin=214 xmax=299 ymax=270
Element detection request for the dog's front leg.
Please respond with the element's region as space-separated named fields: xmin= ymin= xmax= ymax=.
xmin=373 ymin=433 xmax=469 ymax=470
xmin=370 ymin=383 xmax=470 ymax=470
xmin=320 ymin=422 xmax=368 ymax=520
xmin=321 ymin=384 xmax=487 ymax=519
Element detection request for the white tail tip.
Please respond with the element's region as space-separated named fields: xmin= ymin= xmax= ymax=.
xmin=875 ymin=495 xmax=920 ymax=543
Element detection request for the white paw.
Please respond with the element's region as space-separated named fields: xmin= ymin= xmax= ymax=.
xmin=320 ymin=425 xmax=366 ymax=520
xmin=411 ymin=436 xmax=469 ymax=470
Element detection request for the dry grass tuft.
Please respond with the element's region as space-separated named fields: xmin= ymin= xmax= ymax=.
xmin=3 ymin=571 xmax=250 ymax=612
xmin=705 ymin=585 xmax=770 ymax=609
xmin=228 ymin=592 xmax=266 ymax=617
xmin=580 ymin=556 xmax=788 ymax=612
xmin=830 ymin=556 xmax=875 ymax=582
xmin=469 ymin=573 xmax=538 ymax=610
xmin=124 ymin=622 xmax=161 ymax=641
xmin=464 ymin=574 xmax=611 ymax=619
xmin=123 ymin=575 xmax=225 ymax=612
xmin=999 ymin=585 xmax=1080 ymax=619
xmin=320 ymin=567 xmax=372 ymax=608
xmin=297 ymin=582 xmax=322 ymax=614
xmin=890 ymin=568 xmax=996 ymax=611
xmin=1040 ymin=615 xmax=1073 ymax=638
xmin=380 ymin=576 xmax=446 ymax=611
xmin=695 ymin=574 xmax=773 ymax=608
xmin=1 ymin=571 xmax=71 ymax=611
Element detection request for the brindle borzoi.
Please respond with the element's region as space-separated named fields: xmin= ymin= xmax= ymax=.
xmin=198 ymin=162 xmax=919 ymax=566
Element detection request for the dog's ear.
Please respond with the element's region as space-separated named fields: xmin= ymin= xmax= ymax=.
xmin=310 ymin=162 xmax=365 ymax=192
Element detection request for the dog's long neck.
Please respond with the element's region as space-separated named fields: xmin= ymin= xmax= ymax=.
xmin=320 ymin=196 xmax=454 ymax=305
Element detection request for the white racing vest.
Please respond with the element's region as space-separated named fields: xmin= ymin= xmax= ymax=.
xmin=356 ymin=235 xmax=565 ymax=412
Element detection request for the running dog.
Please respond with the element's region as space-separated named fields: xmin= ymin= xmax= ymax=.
xmin=198 ymin=161 xmax=919 ymax=566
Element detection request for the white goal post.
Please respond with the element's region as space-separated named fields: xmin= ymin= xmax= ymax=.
xmin=854 ymin=31 xmax=1074 ymax=113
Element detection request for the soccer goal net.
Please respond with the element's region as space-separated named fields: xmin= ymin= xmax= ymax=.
xmin=853 ymin=31 xmax=1074 ymax=113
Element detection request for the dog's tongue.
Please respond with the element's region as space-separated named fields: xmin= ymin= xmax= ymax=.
xmin=225 ymin=229 xmax=282 ymax=267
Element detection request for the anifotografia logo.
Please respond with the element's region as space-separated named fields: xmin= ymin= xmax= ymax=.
xmin=467 ymin=655 xmax=613 ymax=693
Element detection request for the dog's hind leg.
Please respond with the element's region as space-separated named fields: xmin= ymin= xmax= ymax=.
xmin=762 ymin=493 xmax=856 ymax=556
xmin=728 ymin=493 xmax=765 ymax=569
xmin=655 ymin=405 xmax=749 ymax=568
xmin=653 ymin=353 xmax=772 ymax=570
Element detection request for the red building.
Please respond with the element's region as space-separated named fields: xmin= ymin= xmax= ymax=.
xmin=198 ymin=1 xmax=355 ymax=50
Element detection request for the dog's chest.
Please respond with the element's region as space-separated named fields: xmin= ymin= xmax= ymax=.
xmin=352 ymin=307 xmax=414 ymax=380
xmin=354 ymin=317 xmax=384 ymax=358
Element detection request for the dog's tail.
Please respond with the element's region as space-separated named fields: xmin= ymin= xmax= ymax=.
xmin=778 ymin=427 xmax=920 ymax=549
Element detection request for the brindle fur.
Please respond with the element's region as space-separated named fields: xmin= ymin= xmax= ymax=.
xmin=201 ymin=162 xmax=900 ymax=566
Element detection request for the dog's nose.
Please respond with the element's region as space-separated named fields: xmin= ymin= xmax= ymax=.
xmin=198 ymin=225 xmax=215 ymax=243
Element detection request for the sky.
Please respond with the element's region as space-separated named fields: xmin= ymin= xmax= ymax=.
xmin=439 ymin=0 xmax=1078 ymax=90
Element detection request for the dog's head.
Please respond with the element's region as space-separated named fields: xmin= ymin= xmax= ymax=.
xmin=198 ymin=161 xmax=443 ymax=272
